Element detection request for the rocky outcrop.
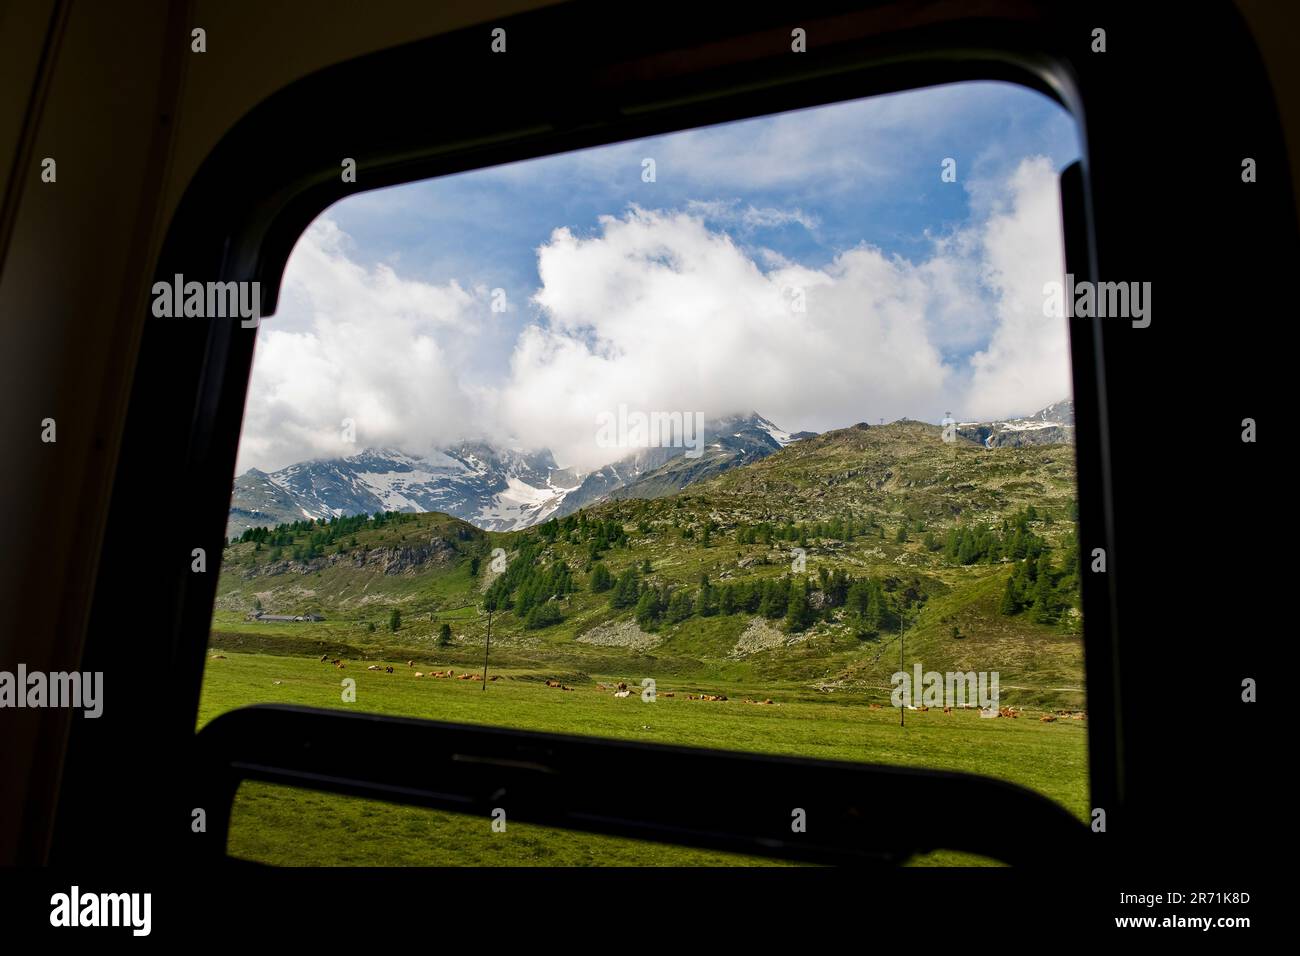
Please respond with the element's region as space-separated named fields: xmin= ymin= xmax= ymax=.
xmin=242 ymin=538 xmax=459 ymax=579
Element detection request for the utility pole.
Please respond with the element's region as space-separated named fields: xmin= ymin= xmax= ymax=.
xmin=481 ymin=609 xmax=493 ymax=691
xmin=899 ymin=611 xmax=905 ymax=727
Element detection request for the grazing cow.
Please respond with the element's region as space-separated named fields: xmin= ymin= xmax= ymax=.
xmin=320 ymin=654 xmax=329 ymax=663
xmin=407 ymin=660 xmax=415 ymax=668
xmin=331 ymin=659 xmax=341 ymax=667
xmin=942 ymin=707 xmax=952 ymax=714
xmin=617 ymin=681 xmax=628 ymax=692
xmin=334 ymin=661 xmax=345 ymax=669
xmin=1040 ymin=714 xmax=1057 ymax=722
xmin=998 ymin=707 xmax=1017 ymax=718
xmin=385 ymin=666 xmax=394 ymax=674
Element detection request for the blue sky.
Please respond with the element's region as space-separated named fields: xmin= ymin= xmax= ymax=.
xmin=243 ymin=80 xmax=1081 ymax=473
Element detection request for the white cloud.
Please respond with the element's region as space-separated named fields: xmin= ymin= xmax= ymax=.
xmin=237 ymin=219 xmax=499 ymax=473
xmin=502 ymin=157 xmax=1069 ymax=468
xmin=240 ymin=157 xmax=1070 ymax=475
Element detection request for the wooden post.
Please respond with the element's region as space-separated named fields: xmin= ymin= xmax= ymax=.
xmin=482 ymin=609 xmax=493 ymax=690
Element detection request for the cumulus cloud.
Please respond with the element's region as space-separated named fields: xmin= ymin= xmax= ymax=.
xmin=239 ymin=156 xmax=1070 ymax=475
xmin=237 ymin=219 xmax=501 ymax=473
xmin=502 ymin=156 xmax=1069 ymax=468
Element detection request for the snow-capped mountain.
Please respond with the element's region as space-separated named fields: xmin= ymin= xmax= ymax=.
xmin=227 ymin=412 xmax=812 ymax=537
xmin=228 ymin=443 xmax=581 ymax=537
xmin=956 ymin=399 xmax=1075 ymax=448
xmin=551 ymin=411 xmax=809 ymax=517
xmin=227 ymin=403 xmax=1075 ymax=537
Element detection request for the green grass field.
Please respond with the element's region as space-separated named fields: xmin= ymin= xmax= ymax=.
xmin=198 ymin=643 xmax=1088 ymax=867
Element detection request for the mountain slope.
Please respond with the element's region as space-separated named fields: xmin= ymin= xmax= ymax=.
xmin=227 ymin=402 xmax=1073 ymax=537
xmin=216 ymin=418 xmax=1082 ymax=707
xmin=956 ymin=399 xmax=1075 ymax=448
xmin=228 ymin=412 xmax=809 ymax=536
xmin=559 ymin=411 xmax=806 ymax=513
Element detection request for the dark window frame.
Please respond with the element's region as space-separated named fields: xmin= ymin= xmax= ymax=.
xmin=61 ymin=1 xmax=1120 ymax=867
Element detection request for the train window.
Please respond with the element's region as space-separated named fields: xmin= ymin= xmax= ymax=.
xmin=201 ymin=79 xmax=1087 ymax=864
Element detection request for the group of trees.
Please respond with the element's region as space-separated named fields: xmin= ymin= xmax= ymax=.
xmin=232 ymin=510 xmax=424 ymax=557
xmin=606 ymin=565 xmax=908 ymax=637
xmin=483 ymin=540 xmax=576 ymax=629
xmin=941 ymin=507 xmax=1056 ymax=566
xmin=998 ymin=531 xmax=1080 ymax=623
xmin=538 ymin=512 xmax=629 ymax=558
xmin=734 ymin=515 xmax=879 ymax=547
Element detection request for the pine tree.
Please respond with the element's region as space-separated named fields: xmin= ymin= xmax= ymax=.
xmin=611 ymin=567 xmax=640 ymax=608
xmin=785 ymin=579 xmax=811 ymax=632
xmin=665 ymin=590 xmax=694 ymax=624
xmin=635 ymin=589 xmax=660 ymax=630
xmin=589 ymin=563 xmax=613 ymax=592
xmin=999 ymin=576 xmax=1019 ymax=615
xmin=388 ymin=608 xmax=401 ymax=632
xmin=1031 ymin=552 xmax=1054 ymax=622
xmin=438 ymin=623 xmax=452 ymax=646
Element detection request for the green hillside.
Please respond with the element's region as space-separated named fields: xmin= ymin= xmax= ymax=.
xmin=213 ymin=421 xmax=1083 ymax=708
